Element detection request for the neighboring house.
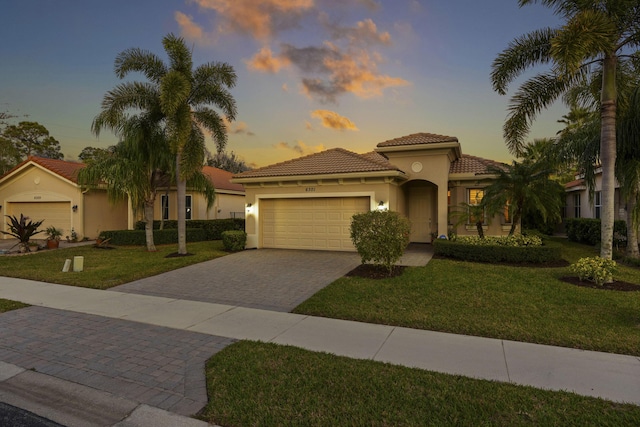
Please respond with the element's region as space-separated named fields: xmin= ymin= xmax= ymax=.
xmin=0 ymin=157 xmax=128 ymax=240
xmin=0 ymin=157 xmax=246 ymax=240
xmin=564 ymin=170 xmax=625 ymax=221
xmin=154 ymin=166 xmax=245 ymax=221
xmin=232 ymin=132 xmax=513 ymax=252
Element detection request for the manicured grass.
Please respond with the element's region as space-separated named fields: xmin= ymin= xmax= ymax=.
xmin=0 ymin=241 xmax=227 ymax=289
xmin=294 ymin=238 xmax=640 ymax=356
xmin=200 ymin=341 xmax=640 ymax=426
xmin=0 ymin=298 xmax=28 ymax=313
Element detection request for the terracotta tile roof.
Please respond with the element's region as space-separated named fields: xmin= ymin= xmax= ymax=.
xmin=233 ymin=148 xmax=401 ymax=179
xmin=377 ymin=132 xmax=458 ymax=148
xmin=202 ymin=166 xmax=245 ymax=192
xmin=565 ymin=179 xmax=585 ymax=189
xmin=449 ymin=154 xmax=506 ymax=175
xmin=2 ymin=156 xmax=86 ymax=183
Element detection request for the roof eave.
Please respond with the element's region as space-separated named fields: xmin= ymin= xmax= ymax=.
xmin=375 ymin=141 xmax=462 ymax=158
xmin=232 ymin=169 xmax=407 ymax=184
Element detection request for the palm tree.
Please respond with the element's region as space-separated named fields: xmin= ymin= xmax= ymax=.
xmin=94 ymin=33 xmax=237 ymax=254
xmin=482 ymin=159 xmax=564 ymax=236
xmin=491 ymin=0 xmax=640 ymax=259
xmin=79 ymin=118 xmax=172 ymax=251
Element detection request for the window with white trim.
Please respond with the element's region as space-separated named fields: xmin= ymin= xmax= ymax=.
xmin=574 ymin=193 xmax=581 ymax=218
xmin=468 ymin=189 xmax=485 ymax=224
xmin=161 ymin=195 xmax=169 ymax=220
xmin=594 ymin=191 xmax=601 ymax=219
xmin=185 ymin=195 xmax=192 ymax=220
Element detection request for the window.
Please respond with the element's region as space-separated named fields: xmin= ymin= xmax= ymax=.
xmin=574 ymin=193 xmax=581 ymax=218
xmin=503 ymin=200 xmax=512 ymax=224
xmin=161 ymin=195 xmax=169 ymax=220
xmin=468 ymin=189 xmax=484 ymax=224
xmin=594 ymin=191 xmax=601 ymax=219
xmin=185 ymin=195 xmax=192 ymax=220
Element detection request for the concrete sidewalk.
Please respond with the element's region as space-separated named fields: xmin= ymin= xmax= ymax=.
xmin=1 ymin=276 xmax=639 ymax=410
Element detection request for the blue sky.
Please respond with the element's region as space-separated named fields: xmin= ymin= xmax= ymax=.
xmin=0 ymin=0 xmax=564 ymax=167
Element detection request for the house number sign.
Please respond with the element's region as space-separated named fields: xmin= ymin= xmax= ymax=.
xmin=305 ymin=187 xmax=316 ymax=192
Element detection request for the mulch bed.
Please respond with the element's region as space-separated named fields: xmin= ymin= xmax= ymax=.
xmin=165 ymin=252 xmax=194 ymax=258
xmin=346 ymin=264 xmax=407 ymax=279
xmin=560 ymin=276 xmax=640 ymax=292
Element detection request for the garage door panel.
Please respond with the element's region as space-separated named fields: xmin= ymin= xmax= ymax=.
xmin=7 ymin=202 xmax=71 ymax=237
xmin=261 ymin=197 xmax=369 ymax=251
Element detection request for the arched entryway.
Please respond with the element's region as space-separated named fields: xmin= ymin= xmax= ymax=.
xmin=403 ymin=180 xmax=438 ymax=243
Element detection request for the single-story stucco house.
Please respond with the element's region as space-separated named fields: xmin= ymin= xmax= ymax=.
xmin=0 ymin=157 xmax=245 ymax=240
xmin=564 ymin=169 xmax=625 ymax=221
xmin=232 ymin=132 xmax=513 ymax=251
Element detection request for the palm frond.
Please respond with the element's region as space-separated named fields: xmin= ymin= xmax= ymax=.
xmin=491 ymin=28 xmax=557 ymax=95
xmin=162 ymin=33 xmax=193 ymax=77
xmin=193 ymin=107 xmax=228 ymax=152
xmin=114 ymin=47 xmax=167 ymax=83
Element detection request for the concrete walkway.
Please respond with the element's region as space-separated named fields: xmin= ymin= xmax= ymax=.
xmin=1 ymin=276 xmax=639 ymax=418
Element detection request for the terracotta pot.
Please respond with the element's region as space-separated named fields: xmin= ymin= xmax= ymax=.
xmin=46 ymin=239 xmax=60 ymax=249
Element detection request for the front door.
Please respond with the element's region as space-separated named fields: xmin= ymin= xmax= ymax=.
xmin=408 ymin=186 xmax=433 ymax=243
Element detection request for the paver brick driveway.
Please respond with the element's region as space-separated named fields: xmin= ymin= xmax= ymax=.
xmin=114 ymin=249 xmax=362 ymax=312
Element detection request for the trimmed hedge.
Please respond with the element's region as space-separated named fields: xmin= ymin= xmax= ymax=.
xmin=222 ymin=230 xmax=247 ymax=251
xmin=433 ymin=239 xmax=562 ymax=264
xmin=101 ymin=228 xmax=207 ymax=246
xmin=134 ymin=218 xmax=245 ymax=240
xmin=565 ymin=218 xmax=627 ymax=246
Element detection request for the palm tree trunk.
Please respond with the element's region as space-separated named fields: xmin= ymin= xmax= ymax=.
xmin=476 ymin=221 xmax=484 ymax=239
xmin=176 ymin=153 xmax=187 ymax=255
xmin=144 ymin=198 xmax=156 ymax=252
xmin=599 ymin=54 xmax=617 ymax=261
xmin=626 ymin=188 xmax=639 ymax=258
xmin=509 ymin=212 xmax=521 ymax=237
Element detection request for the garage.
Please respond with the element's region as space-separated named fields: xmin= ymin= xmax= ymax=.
xmin=7 ymin=201 xmax=72 ymax=237
xmin=261 ymin=197 xmax=369 ymax=251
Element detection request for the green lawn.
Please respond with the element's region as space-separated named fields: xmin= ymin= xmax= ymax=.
xmin=200 ymin=341 xmax=640 ymax=426
xmin=0 ymin=298 xmax=28 ymax=313
xmin=294 ymin=238 xmax=640 ymax=356
xmin=0 ymin=241 xmax=227 ymax=289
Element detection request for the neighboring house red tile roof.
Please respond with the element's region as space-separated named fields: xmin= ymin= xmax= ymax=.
xmin=565 ymin=179 xmax=585 ymax=189
xmin=2 ymin=156 xmax=244 ymax=193
xmin=202 ymin=166 xmax=245 ymax=192
xmin=376 ymin=132 xmax=459 ymax=147
xmin=233 ymin=148 xmax=402 ymax=179
xmin=0 ymin=156 xmax=86 ymax=183
xmin=449 ymin=154 xmax=506 ymax=175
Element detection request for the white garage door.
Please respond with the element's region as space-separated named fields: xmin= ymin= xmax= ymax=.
xmin=261 ymin=197 xmax=369 ymax=251
xmin=7 ymin=202 xmax=72 ymax=238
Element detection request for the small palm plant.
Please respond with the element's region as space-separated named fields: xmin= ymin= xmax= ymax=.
xmin=0 ymin=214 xmax=45 ymax=252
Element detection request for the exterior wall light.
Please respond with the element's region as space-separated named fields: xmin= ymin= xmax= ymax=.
xmin=377 ymin=201 xmax=386 ymax=211
xmin=246 ymin=203 xmax=253 ymax=214
xmin=72 ymin=204 xmax=78 ymax=212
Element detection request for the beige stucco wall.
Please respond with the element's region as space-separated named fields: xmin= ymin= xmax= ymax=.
xmin=153 ymin=190 xmax=245 ymax=221
xmin=242 ymin=177 xmax=400 ymax=248
xmin=83 ymin=191 xmax=128 ymax=238
xmin=382 ymin=147 xmax=454 ymax=237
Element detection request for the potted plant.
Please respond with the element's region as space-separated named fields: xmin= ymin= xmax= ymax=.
xmin=45 ymin=226 xmax=63 ymax=249
xmin=0 ymin=214 xmax=45 ymax=253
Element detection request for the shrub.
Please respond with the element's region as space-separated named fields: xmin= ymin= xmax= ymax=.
xmin=350 ymin=210 xmax=411 ymax=273
xmin=433 ymin=239 xmax=561 ymax=264
xmin=565 ymin=218 xmax=627 ymax=246
xmin=0 ymin=214 xmax=45 ymax=253
xmin=101 ymin=228 xmax=207 ymax=246
xmin=452 ymin=234 xmax=543 ymax=247
xmin=134 ymin=218 xmax=245 ymax=240
xmin=222 ymin=230 xmax=247 ymax=251
xmin=569 ymin=257 xmax=617 ymax=286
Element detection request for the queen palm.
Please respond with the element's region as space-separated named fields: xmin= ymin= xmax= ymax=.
xmin=96 ymin=33 xmax=237 ymax=254
xmin=491 ymin=0 xmax=640 ymax=259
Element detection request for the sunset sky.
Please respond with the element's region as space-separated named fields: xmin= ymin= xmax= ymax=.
xmin=0 ymin=0 xmax=564 ymax=168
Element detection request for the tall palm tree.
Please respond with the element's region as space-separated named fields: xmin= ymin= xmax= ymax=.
xmin=95 ymin=33 xmax=237 ymax=254
xmin=491 ymin=0 xmax=640 ymax=259
xmin=482 ymin=159 xmax=564 ymax=236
